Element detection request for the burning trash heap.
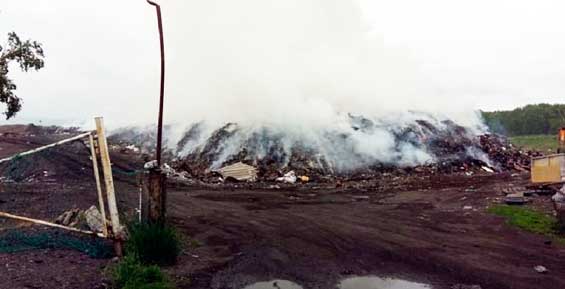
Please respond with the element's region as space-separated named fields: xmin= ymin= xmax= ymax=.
xmin=111 ymin=113 xmax=539 ymax=182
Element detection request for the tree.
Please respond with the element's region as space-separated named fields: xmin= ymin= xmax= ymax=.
xmin=482 ymin=103 xmax=565 ymax=136
xmin=0 ymin=32 xmax=44 ymax=119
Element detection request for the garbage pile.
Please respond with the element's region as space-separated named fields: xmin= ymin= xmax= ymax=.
xmin=478 ymin=134 xmax=541 ymax=171
xmin=110 ymin=115 xmax=541 ymax=182
xmin=171 ymin=122 xmax=538 ymax=182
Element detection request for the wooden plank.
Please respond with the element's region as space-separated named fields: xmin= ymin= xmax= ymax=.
xmin=0 ymin=132 xmax=93 ymax=164
xmin=94 ymin=117 xmax=122 ymax=237
xmin=0 ymin=211 xmax=105 ymax=238
xmin=89 ymin=134 xmax=108 ymax=237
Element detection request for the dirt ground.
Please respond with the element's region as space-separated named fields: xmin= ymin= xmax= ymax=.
xmin=1 ymin=126 xmax=565 ymax=289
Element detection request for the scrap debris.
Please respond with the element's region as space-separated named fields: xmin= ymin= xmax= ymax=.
xmin=54 ymin=206 xmax=105 ymax=233
xmin=216 ymin=162 xmax=258 ymax=182
xmin=276 ymin=171 xmax=297 ymax=184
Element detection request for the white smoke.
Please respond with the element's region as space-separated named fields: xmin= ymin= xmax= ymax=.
xmin=115 ymin=0 xmax=488 ymax=170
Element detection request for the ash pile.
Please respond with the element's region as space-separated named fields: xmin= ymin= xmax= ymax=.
xmin=111 ymin=114 xmax=540 ymax=182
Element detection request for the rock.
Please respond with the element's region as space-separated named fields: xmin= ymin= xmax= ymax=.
xmin=505 ymin=193 xmax=527 ymax=205
xmin=84 ymin=206 xmax=105 ymax=233
xmin=451 ymin=285 xmax=482 ymax=289
xmin=534 ymin=265 xmax=548 ymax=273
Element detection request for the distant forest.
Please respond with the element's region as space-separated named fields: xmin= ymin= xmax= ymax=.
xmin=482 ymin=103 xmax=565 ymax=136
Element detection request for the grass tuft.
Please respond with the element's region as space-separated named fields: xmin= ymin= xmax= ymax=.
xmin=112 ymin=255 xmax=175 ymax=289
xmin=125 ymin=222 xmax=180 ymax=266
xmin=488 ymin=205 xmax=558 ymax=235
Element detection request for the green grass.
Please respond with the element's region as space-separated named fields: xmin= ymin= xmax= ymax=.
xmin=125 ymin=222 xmax=181 ymax=266
xmin=112 ymin=255 xmax=175 ymax=289
xmin=509 ymin=134 xmax=556 ymax=152
xmin=488 ymin=205 xmax=557 ymax=234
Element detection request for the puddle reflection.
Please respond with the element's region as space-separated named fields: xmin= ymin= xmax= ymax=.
xmin=243 ymin=280 xmax=304 ymax=289
xmin=338 ymin=276 xmax=432 ymax=289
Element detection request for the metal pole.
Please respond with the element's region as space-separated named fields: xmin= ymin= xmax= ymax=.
xmin=146 ymin=0 xmax=168 ymax=224
xmin=147 ymin=0 xmax=165 ymax=167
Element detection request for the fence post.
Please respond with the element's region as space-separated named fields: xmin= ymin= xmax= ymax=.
xmin=88 ymin=133 xmax=108 ymax=237
xmin=95 ymin=117 xmax=123 ymax=256
xmin=141 ymin=168 xmax=167 ymax=223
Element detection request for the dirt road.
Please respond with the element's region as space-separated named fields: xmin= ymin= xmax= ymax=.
xmin=166 ymin=174 xmax=565 ymax=289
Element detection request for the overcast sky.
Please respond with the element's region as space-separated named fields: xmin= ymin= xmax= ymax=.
xmin=1 ymin=0 xmax=565 ymax=127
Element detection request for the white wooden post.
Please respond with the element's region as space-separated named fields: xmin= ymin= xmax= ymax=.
xmin=94 ymin=117 xmax=122 ymax=245
xmin=88 ymin=133 xmax=108 ymax=237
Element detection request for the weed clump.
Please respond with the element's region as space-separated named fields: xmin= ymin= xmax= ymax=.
xmin=488 ymin=205 xmax=560 ymax=235
xmin=125 ymin=222 xmax=180 ymax=266
xmin=112 ymin=255 xmax=175 ymax=289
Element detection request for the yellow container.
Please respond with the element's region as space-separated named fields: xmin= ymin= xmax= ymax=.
xmin=531 ymin=154 xmax=565 ymax=183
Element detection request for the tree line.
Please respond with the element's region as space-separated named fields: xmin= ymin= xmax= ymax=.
xmin=482 ymin=103 xmax=565 ymax=136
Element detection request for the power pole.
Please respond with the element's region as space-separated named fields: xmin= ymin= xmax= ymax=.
xmin=145 ymin=0 xmax=167 ymax=223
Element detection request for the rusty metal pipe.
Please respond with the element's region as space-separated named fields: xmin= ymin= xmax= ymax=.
xmin=147 ymin=0 xmax=165 ymax=167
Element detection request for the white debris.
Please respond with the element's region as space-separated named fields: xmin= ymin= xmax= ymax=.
xmin=161 ymin=163 xmax=174 ymax=175
xmin=276 ymin=171 xmax=297 ymax=184
xmin=84 ymin=206 xmax=105 ymax=233
xmin=144 ymin=160 xmax=158 ymax=169
xmin=552 ymin=186 xmax=565 ymax=203
xmin=125 ymin=144 xmax=140 ymax=152
xmin=534 ymin=265 xmax=548 ymax=273
xmin=463 ymin=205 xmax=473 ymax=210
xmin=481 ymin=166 xmax=494 ymax=173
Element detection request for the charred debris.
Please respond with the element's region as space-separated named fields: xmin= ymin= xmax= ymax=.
xmin=109 ymin=115 xmax=540 ymax=183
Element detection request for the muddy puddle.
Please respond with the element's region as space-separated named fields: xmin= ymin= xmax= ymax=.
xmin=338 ymin=276 xmax=432 ymax=289
xmin=242 ymin=276 xmax=431 ymax=289
xmin=243 ymin=280 xmax=303 ymax=289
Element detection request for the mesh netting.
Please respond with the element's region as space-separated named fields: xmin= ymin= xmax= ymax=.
xmin=0 ymin=230 xmax=114 ymax=258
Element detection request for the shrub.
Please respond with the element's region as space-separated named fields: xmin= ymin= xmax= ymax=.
xmin=112 ymin=255 xmax=174 ymax=289
xmin=125 ymin=222 xmax=180 ymax=266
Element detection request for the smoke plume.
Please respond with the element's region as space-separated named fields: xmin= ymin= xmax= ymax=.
xmin=116 ymin=0 xmax=487 ymax=171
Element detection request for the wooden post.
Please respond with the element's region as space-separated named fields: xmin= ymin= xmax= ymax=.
xmin=0 ymin=132 xmax=93 ymax=164
xmin=0 ymin=211 xmax=105 ymax=238
xmin=88 ymin=133 xmax=108 ymax=237
xmin=95 ymin=117 xmax=123 ymax=256
xmin=141 ymin=169 xmax=167 ymax=223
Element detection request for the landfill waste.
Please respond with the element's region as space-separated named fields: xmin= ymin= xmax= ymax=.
xmin=504 ymin=193 xmax=528 ymax=205
xmin=553 ymin=186 xmax=565 ymax=231
xmin=84 ymin=206 xmax=105 ymax=233
xmin=111 ymin=117 xmax=541 ymax=182
xmin=276 ymin=171 xmax=297 ymax=184
xmin=144 ymin=160 xmax=158 ymax=170
xmin=481 ymin=166 xmax=494 ymax=173
xmin=552 ymin=187 xmax=565 ymax=203
xmin=216 ymin=162 xmax=258 ymax=182
xmin=534 ymin=265 xmax=548 ymax=274
xmin=298 ymin=175 xmax=310 ymax=182
xmin=54 ymin=208 xmax=82 ymax=227
xmin=55 ymin=206 xmax=106 ymax=233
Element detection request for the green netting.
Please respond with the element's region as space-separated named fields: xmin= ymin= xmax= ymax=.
xmin=112 ymin=167 xmax=141 ymax=176
xmin=5 ymin=154 xmax=33 ymax=182
xmin=0 ymin=231 xmax=114 ymax=258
